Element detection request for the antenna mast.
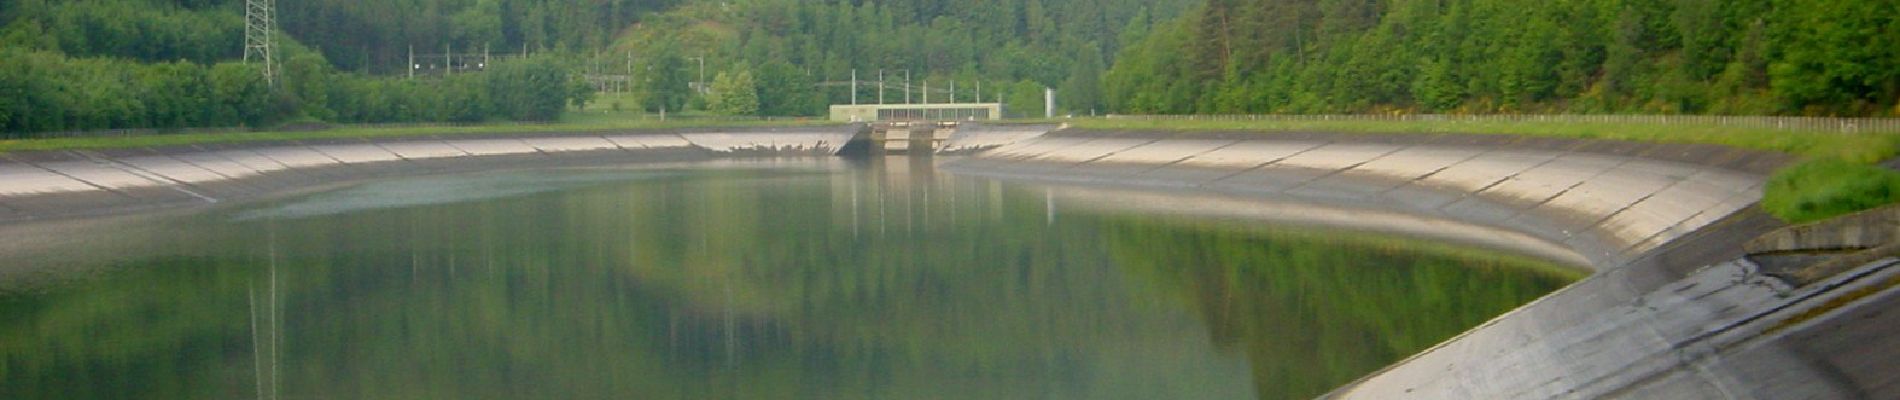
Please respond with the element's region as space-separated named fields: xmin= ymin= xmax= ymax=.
xmin=244 ymin=0 xmax=277 ymax=85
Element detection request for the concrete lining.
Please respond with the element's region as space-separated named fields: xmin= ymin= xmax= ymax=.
xmin=0 ymin=126 xmax=860 ymax=222
xmin=941 ymin=127 xmax=1895 ymax=400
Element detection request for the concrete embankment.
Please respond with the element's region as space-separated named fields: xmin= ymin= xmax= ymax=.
xmin=942 ymin=127 xmax=1899 ymax=399
xmin=0 ymin=125 xmax=860 ymax=222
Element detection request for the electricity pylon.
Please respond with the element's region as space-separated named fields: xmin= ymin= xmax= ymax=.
xmin=244 ymin=0 xmax=277 ymax=85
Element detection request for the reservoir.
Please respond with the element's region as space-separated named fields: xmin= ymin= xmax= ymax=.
xmin=0 ymin=158 xmax=1576 ymax=400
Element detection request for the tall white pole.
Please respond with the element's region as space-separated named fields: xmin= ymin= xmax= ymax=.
xmin=1045 ymin=88 xmax=1056 ymax=118
xmin=851 ymin=69 xmax=858 ymax=105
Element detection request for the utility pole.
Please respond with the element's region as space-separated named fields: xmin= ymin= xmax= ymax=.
xmin=407 ymin=45 xmax=415 ymax=80
xmin=242 ymin=0 xmax=276 ymax=85
xmin=950 ymin=80 xmax=957 ymax=103
xmin=851 ymin=69 xmax=858 ymax=105
xmin=878 ymin=70 xmax=885 ymax=104
xmin=445 ymin=42 xmax=453 ymax=76
xmin=923 ymin=80 xmax=929 ymax=104
xmin=976 ymin=81 xmax=982 ymax=104
xmin=904 ymin=70 xmax=912 ymax=104
xmin=1045 ymin=88 xmax=1056 ymax=118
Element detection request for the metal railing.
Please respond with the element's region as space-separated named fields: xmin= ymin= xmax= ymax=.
xmin=1098 ymin=114 xmax=1900 ymax=134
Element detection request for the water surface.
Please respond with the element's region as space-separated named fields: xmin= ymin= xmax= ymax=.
xmin=0 ymin=159 xmax=1576 ymax=399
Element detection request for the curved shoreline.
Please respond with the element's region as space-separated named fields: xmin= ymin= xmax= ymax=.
xmin=941 ymin=127 xmax=1896 ymax=400
xmin=0 ymin=123 xmax=1892 ymax=399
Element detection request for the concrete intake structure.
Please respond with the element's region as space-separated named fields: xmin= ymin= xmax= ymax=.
xmin=942 ymin=128 xmax=1898 ymax=400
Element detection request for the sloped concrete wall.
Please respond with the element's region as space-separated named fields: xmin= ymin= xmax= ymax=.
xmin=944 ymin=128 xmax=1900 ymax=400
xmin=944 ymin=130 xmax=1781 ymax=269
xmin=0 ymin=126 xmax=860 ymax=222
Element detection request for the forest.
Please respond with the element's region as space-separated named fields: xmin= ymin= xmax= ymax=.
xmin=1 ymin=0 xmax=1895 ymax=136
xmin=1104 ymin=0 xmax=1899 ymax=116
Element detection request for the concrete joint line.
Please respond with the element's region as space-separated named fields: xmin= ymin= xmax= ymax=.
xmin=211 ymin=149 xmax=278 ymax=175
xmin=97 ymin=154 xmax=227 ymax=204
xmin=1375 ymin=147 xmax=1497 ymax=197
xmin=23 ymin=157 xmax=116 ymax=194
xmin=165 ymin=153 xmax=241 ymax=180
xmin=1071 ymin=138 xmax=1162 ymax=170
xmin=80 ymin=151 xmax=176 ymax=186
xmin=1198 ymin=141 xmax=1330 ymax=189
xmin=303 ymin=145 xmax=352 ymax=165
xmin=368 ymin=142 xmax=415 ymax=162
xmin=1132 ymin=140 xmax=1244 ymax=176
xmin=1284 ymin=145 xmax=1411 ymax=193
xmin=1472 ymin=152 xmax=1566 ymax=199
xmin=1578 ymin=189 xmax=1667 ymax=242
xmin=243 ymin=148 xmax=293 ymax=169
xmin=434 ymin=140 xmax=477 ymax=157
xmin=1471 ymin=152 xmax=1616 ymax=223
xmin=1082 ymin=138 xmax=1161 ymax=164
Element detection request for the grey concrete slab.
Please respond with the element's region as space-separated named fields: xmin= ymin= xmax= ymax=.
xmin=1351 ymin=147 xmax=1483 ymax=181
xmin=212 ymin=149 xmax=292 ymax=175
xmin=625 ymin=134 xmax=693 ymax=148
xmin=1181 ymin=141 xmax=1324 ymax=169
xmin=250 ymin=146 xmax=343 ymax=169
xmin=1435 ymin=194 xmax=1529 ymax=227
xmin=987 ymin=137 xmax=1092 ymax=160
xmin=1207 ymin=167 xmax=1329 ymax=195
xmin=1543 ymin=165 xmax=1679 ymax=221
xmin=1065 ymin=162 xmax=1156 ymax=181
xmin=1282 ymin=173 xmax=1407 ymax=205
xmin=1375 ymin=183 xmax=1468 ymax=214
xmin=1030 ymin=138 xmax=1154 ymax=163
xmin=1274 ymin=143 xmax=1404 ymax=171
xmin=111 ymin=155 xmax=231 ymax=184
xmin=170 ymin=152 xmax=263 ymax=180
xmin=308 ymin=144 xmax=402 ymax=164
xmin=524 ymin=136 xmax=622 ymax=153
xmin=379 ymin=140 xmax=471 ymax=160
xmin=1133 ymin=164 xmax=1251 ymax=186
xmin=1478 ymin=155 xmax=1614 ymax=205
xmin=1093 ymin=139 xmax=1234 ymax=165
xmin=0 ymin=164 xmax=95 ymax=195
xmin=1416 ymin=152 xmax=1557 ymax=192
xmin=36 ymin=160 xmax=167 ymax=189
xmin=444 ymin=138 xmax=538 ymax=156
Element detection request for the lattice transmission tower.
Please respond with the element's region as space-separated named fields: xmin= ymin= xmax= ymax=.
xmin=243 ymin=0 xmax=277 ymax=85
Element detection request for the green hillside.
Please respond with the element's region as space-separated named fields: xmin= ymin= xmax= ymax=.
xmin=1105 ymin=0 xmax=1899 ymax=116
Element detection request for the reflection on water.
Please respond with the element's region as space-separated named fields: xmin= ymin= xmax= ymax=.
xmin=0 ymin=158 xmax=1575 ymax=399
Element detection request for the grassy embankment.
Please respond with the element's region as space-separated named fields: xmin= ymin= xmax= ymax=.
xmin=0 ymin=93 xmax=838 ymax=153
xmin=1071 ymin=119 xmax=1900 ymax=223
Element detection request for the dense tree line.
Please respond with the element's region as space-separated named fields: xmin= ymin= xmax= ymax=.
xmin=0 ymin=46 xmax=589 ymax=136
xmin=1 ymin=0 xmax=595 ymax=137
xmin=609 ymin=0 xmax=1198 ymax=116
xmin=1104 ymin=0 xmax=1900 ymax=116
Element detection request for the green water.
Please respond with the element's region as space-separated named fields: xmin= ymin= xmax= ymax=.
xmin=0 ymin=160 xmax=1577 ymax=400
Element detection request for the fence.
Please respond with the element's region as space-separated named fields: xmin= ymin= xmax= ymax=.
xmin=1098 ymin=114 xmax=1900 ymax=134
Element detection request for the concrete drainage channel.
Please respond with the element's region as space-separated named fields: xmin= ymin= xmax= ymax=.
xmin=0 ymin=123 xmax=1894 ymax=399
xmin=941 ymin=128 xmax=1899 ymax=399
